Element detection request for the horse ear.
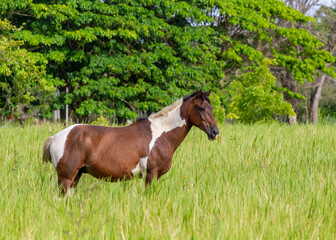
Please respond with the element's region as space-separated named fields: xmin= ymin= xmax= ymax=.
xmin=205 ymin=90 xmax=211 ymax=97
xmin=194 ymin=91 xmax=203 ymax=99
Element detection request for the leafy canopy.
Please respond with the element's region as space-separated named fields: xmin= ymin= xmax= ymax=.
xmin=0 ymin=0 xmax=335 ymax=123
xmin=0 ymin=18 xmax=53 ymax=119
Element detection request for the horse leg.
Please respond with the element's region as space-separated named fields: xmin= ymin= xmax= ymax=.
xmin=56 ymin=156 xmax=82 ymax=196
xmin=69 ymin=168 xmax=84 ymax=194
xmin=145 ymin=168 xmax=158 ymax=186
xmin=58 ymin=177 xmax=73 ymax=196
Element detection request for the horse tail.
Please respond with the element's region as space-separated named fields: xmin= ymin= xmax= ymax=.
xmin=43 ymin=136 xmax=54 ymax=163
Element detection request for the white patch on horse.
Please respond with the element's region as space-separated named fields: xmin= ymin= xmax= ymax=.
xmin=148 ymin=98 xmax=186 ymax=152
xmin=68 ymin=187 xmax=76 ymax=196
xmin=132 ymin=157 xmax=148 ymax=176
xmin=49 ymin=124 xmax=81 ymax=168
xmin=131 ymin=98 xmax=186 ymax=176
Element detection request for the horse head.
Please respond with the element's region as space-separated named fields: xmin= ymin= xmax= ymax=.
xmin=186 ymin=90 xmax=220 ymax=140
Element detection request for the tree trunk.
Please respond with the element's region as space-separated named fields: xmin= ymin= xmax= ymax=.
xmin=280 ymin=72 xmax=299 ymax=125
xmin=17 ymin=103 xmax=27 ymax=126
xmin=288 ymin=115 xmax=297 ymax=125
xmin=310 ymin=75 xmax=326 ymax=124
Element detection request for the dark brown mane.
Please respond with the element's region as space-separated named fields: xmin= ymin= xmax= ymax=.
xmin=136 ymin=117 xmax=148 ymax=122
xmin=183 ymin=91 xmax=211 ymax=103
xmin=183 ymin=92 xmax=198 ymax=102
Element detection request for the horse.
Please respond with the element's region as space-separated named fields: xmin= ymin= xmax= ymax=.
xmin=43 ymin=90 xmax=219 ymax=195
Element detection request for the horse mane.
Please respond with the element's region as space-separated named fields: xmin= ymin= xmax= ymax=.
xmin=183 ymin=91 xmax=211 ymax=103
xmin=149 ymin=98 xmax=183 ymax=120
xmin=146 ymin=91 xmax=210 ymax=120
xmin=136 ymin=117 xmax=148 ymax=122
xmin=183 ymin=91 xmax=198 ymax=102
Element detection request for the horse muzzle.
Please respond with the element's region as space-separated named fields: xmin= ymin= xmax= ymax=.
xmin=206 ymin=126 xmax=219 ymax=141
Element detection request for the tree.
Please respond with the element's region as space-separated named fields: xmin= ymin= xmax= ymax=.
xmin=309 ymin=4 xmax=336 ymax=123
xmin=2 ymin=0 xmax=223 ymax=122
xmin=0 ymin=18 xmax=53 ymax=123
xmin=2 ymin=0 xmax=334 ymax=124
xmin=201 ymin=0 xmax=335 ymax=123
xmin=280 ymin=0 xmax=336 ymax=124
xmin=229 ymin=59 xmax=294 ymax=123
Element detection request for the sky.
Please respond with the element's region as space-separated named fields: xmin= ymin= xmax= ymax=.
xmin=307 ymin=0 xmax=334 ymax=16
xmin=321 ymin=0 xmax=333 ymax=5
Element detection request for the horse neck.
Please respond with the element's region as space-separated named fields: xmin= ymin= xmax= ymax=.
xmin=164 ymin=124 xmax=191 ymax=152
xmin=149 ymin=100 xmax=192 ymax=152
xmin=166 ymin=100 xmax=193 ymax=151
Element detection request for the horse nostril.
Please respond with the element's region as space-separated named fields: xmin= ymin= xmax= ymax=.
xmin=212 ymin=129 xmax=219 ymax=137
xmin=212 ymin=128 xmax=219 ymax=137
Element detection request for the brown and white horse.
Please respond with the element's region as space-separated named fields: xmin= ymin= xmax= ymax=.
xmin=43 ymin=91 xmax=219 ymax=195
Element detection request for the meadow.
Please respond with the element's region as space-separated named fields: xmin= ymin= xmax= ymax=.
xmin=0 ymin=123 xmax=335 ymax=239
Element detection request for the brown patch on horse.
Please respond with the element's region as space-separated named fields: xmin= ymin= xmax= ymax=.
xmin=54 ymin=121 xmax=152 ymax=194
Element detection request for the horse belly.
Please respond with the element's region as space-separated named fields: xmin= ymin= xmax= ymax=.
xmin=84 ymin=149 xmax=142 ymax=180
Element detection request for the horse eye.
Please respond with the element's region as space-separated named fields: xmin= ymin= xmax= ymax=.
xmin=197 ymin=106 xmax=205 ymax=111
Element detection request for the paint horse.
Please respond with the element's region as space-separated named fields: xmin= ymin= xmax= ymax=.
xmin=43 ymin=91 xmax=219 ymax=195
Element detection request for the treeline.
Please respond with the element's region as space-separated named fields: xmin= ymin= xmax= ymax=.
xmin=0 ymin=0 xmax=335 ymax=124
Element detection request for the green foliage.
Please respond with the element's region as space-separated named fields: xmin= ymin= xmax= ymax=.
xmin=203 ymin=0 xmax=335 ymax=122
xmin=319 ymin=81 xmax=336 ymax=120
xmin=209 ymin=90 xmax=226 ymax=123
xmin=0 ymin=0 xmax=335 ymax=123
xmin=208 ymin=0 xmax=335 ymax=82
xmin=229 ymin=59 xmax=294 ymax=123
xmin=91 ymin=115 xmax=110 ymax=127
xmin=0 ymin=18 xmax=54 ymax=120
xmin=2 ymin=0 xmax=223 ymax=121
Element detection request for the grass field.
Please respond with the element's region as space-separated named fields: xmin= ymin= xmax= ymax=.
xmin=0 ymin=123 xmax=335 ymax=239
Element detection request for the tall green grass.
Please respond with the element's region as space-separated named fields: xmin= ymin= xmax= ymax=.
xmin=0 ymin=123 xmax=335 ymax=239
